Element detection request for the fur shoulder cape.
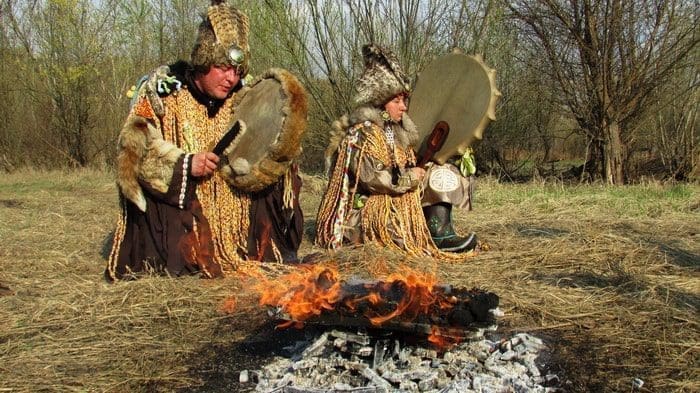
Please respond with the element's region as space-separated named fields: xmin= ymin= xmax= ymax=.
xmin=324 ymin=105 xmax=419 ymax=173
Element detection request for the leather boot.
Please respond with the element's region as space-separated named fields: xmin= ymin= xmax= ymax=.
xmin=423 ymin=203 xmax=478 ymax=253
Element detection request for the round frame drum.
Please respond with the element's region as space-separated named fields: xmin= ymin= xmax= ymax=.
xmin=408 ymin=54 xmax=500 ymax=164
xmin=222 ymin=68 xmax=308 ymax=192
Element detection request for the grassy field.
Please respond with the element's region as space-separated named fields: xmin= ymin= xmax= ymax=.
xmin=0 ymin=169 xmax=698 ymax=392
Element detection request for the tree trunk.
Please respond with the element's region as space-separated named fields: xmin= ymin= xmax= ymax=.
xmin=603 ymin=120 xmax=625 ymax=184
xmin=589 ymin=138 xmax=605 ymax=181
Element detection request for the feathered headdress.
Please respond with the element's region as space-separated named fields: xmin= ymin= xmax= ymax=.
xmin=191 ymin=0 xmax=250 ymax=76
xmin=353 ymin=44 xmax=411 ymax=107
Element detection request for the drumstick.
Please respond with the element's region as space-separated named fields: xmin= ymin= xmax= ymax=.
xmin=416 ymin=121 xmax=449 ymax=167
xmin=212 ymin=121 xmax=242 ymax=156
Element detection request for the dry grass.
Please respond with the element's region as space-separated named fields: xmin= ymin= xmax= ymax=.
xmin=0 ymin=170 xmax=697 ymax=392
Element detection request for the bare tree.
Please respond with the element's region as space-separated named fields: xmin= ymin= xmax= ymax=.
xmin=1 ymin=0 xmax=124 ymax=167
xmin=507 ymin=0 xmax=699 ymax=184
xmin=245 ymin=0 xmax=505 ymax=172
xmin=653 ymin=66 xmax=699 ymax=180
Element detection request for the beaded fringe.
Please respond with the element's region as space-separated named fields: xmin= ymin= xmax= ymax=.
xmin=163 ymin=90 xmax=249 ymax=272
xmin=106 ymin=197 xmax=129 ymax=280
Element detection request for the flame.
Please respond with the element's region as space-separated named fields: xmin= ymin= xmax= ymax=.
xmin=258 ymin=265 xmax=456 ymax=326
xmin=256 ymin=264 xmax=342 ymax=323
xmin=366 ymin=270 xmax=439 ymax=325
xmin=427 ymin=326 xmax=462 ymax=349
xmin=219 ymin=296 xmax=237 ymax=314
xmin=250 ymin=264 xmax=488 ymax=350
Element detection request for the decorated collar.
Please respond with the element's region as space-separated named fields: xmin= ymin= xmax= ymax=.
xmin=348 ymin=106 xmax=420 ymax=148
xmin=185 ymin=74 xmax=227 ymax=118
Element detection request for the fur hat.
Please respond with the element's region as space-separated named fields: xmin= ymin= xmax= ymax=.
xmin=191 ymin=0 xmax=250 ymax=76
xmin=353 ymin=44 xmax=411 ymax=107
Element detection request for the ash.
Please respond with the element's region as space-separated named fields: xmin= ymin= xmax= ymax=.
xmin=244 ymin=324 xmax=558 ymax=393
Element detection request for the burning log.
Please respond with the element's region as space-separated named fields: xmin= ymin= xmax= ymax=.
xmin=259 ymin=266 xmax=500 ymax=343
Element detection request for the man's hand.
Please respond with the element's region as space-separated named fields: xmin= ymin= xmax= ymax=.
xmin=190 ymin=152 xmax=220 ymax=177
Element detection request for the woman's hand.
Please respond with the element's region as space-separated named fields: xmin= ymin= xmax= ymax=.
xmin=411 ymin=166 xmax=426 ymax=181
xmin=190 ymin=152 xmax=220 ymax=177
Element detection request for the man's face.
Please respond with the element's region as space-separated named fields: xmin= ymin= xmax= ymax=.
xmin=194 ymin=65 xmax=241 ymax=100
xmin=384 ymin=94 xmax=408 ymax=122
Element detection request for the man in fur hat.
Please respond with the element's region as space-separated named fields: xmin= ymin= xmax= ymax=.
xmin=105 ymin=0 xmax=303 ymax=281
xmin=315 ymin=44 xmax=474 ymax=256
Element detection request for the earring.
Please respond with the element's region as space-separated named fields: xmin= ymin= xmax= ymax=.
xmin=380 ymin=110 xmax=391 ymax=121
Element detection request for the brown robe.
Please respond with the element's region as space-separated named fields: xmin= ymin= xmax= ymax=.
xmin=422 ymin=162 xmax=474 ymax=210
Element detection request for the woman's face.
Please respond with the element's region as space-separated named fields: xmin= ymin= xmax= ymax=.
xmin=384 ymin=94 xmax=408 ymax=122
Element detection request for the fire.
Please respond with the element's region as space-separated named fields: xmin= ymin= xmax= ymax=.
xmin=250 ymin=264 xmax=499 ymax=350
xmin=256 ymin=264 xmax=342 ymax=322
xmin=427 ymin=326 xmax=463 ymax=349
xmin=219 ymin=296 xmax=237 ymax=314
xmin=257 ymin=265 xmax=456 ymax=329
xmin=365 ymin=270 xmax=439 ymax=325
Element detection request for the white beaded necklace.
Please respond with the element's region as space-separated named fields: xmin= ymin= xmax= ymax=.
xmin=384 ymin=124 xmax=395 ymax=148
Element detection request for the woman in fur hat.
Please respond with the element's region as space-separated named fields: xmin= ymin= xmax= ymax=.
xmin=315 ymin=44 xmax=473 ymax=256
xmin=105 ymin=1 xmax=303 ymax=281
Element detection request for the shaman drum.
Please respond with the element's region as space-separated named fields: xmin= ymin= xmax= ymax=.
xmin=408 ymin=53 xmax=501 ymax=164
xmin=221 ymin=68 xmax=308 ymax=192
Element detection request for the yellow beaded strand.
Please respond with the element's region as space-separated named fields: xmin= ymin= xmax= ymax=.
xmin=162 ymin=89 xmax=249 ymax=272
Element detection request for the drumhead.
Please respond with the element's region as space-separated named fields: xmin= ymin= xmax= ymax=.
xmin=222 ymin=68 xmax=308 ymax=192
xmin=408 ymin=54 xmax=500 ymax=164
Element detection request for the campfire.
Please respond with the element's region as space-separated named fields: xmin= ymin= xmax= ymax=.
xmin=239 ymin=265 xmax=556 ymax=392
xmin=256 ymin=265 xmax=500 ymax=345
